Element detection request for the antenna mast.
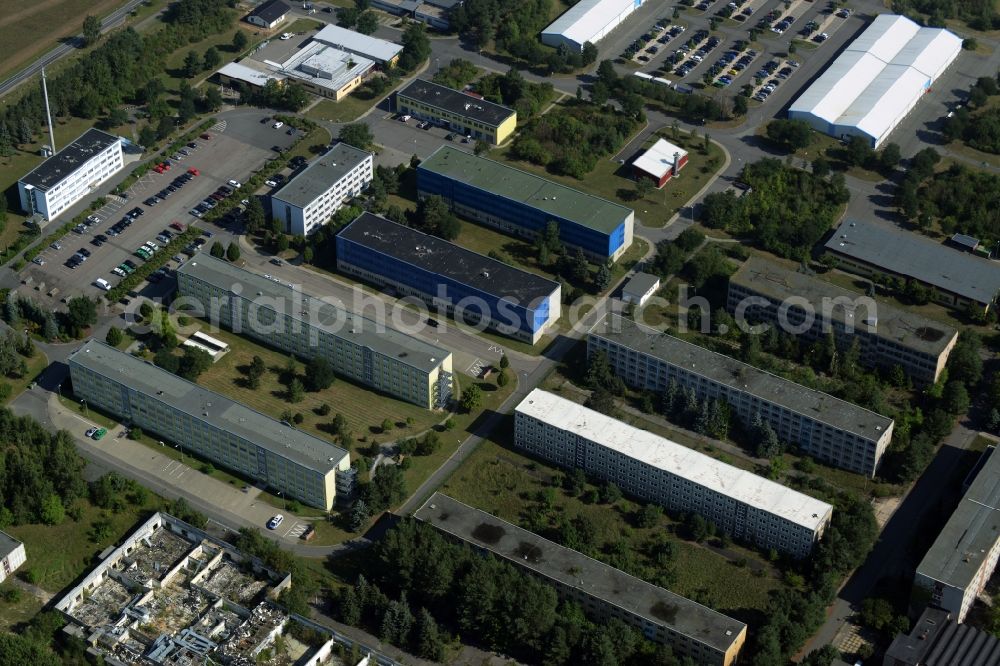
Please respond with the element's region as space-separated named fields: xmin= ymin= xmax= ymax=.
xmin=41 ymin=68 xmax=56 ymax=155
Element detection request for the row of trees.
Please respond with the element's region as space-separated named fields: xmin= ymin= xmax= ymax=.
xmin=336 ymin=518 xmax=697 ymax=665
xmin=2 ymin=293 xmax=96 ymax=341
xmin=594 ymin=60 xmax=733 ymax=124
xmin=701 ymin=158 xmax=850 ymax=261
xmin=476 ymin=68 xmax=556 ymax=120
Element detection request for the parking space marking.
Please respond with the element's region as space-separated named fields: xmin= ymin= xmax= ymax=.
xmin=466 ymin=357 xmax=484 ymax=376
xmin=284 ymin=522 xmax=306 ymax=539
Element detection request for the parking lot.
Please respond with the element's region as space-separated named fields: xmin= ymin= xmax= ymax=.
xmin=20 ymin=112 xmax=294 ymax=307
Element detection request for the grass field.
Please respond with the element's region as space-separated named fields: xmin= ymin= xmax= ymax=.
xmin=305 ymin=93 xmax=383 ymax=124
xmin=0 ymin=582 xmax=43 ymax=631
xmin=489 ymin=127 xmax=727 ymax=229
xmin=440 ymin=427 xmax=782 ymax=618
xmin=0 ymin=351 xmax=48 ymax=406
xmin=0 ymin=0 xmax=132 ymax=81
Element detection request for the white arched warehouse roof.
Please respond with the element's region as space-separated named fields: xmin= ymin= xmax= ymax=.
xmin=541 ymin=0 xmax=643 ymax=51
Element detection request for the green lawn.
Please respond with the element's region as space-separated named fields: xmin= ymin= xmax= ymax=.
xmin=0 ymin=582 xmax=43 ymax=631
xmin=285 ymin=126 xmax=332 ymax=163
xmin=489 ymin=127 xmax=727 ymax=229
xmin=163 ymin=24 xmax=243 ymax=97
xmin=306 ymin=93 xmax=384 ymax=124
xmin=440 ymin=429 xmax=782 ymax=618
xmin=0 ymin=352 xmax=48 ymax=406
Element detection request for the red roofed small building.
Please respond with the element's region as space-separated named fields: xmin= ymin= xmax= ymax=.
xmin=632 ymin=138 xmax=688 ymax=188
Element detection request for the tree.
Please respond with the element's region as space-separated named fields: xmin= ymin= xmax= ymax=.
xmin=289 ymin=378 xmax=305 ymax=403
xmin=178 ymin=347 xmax=212 ymax=380
xmin=635 ymin=503 xmax=663 ymax=528
xmin=203 ymin=86 xmax=223 ymax=111
xmin=66 ymin=296 xmax=97 ymax=336
xmin=226 ymin=241 xmax=240 ymax=262
xmin=400 ymin=22 xmax=430 ymax=71
xmin=460 ymin=384 xmax=482 ymax=412
xmin=356 ymin=10 xmax=378 ymax=34
xmin=303 ymin=356 xmax=335 ymax=391
xmin=415 ymin=607 xmax=445 ymax=660
xmin=105 ymin=326 xmax=124 ymax=347
xmin=183 ymin=50 xmax=202 ymax=78
xmin=83 ymin=15 xmax=102 ymax=46
xmin=210 ymin=241 xmax=225 ymax=258
xmin=474 ymin=139 xmax=490 ymax=156
xmin=339 ymin=123 xmax=374 ymax=150
xmin=40 ymin=494 xmax=65 ymax=525
xmin=203 ymin=46 xmax=221 ymax=70
xmin=496 ymin=368 xmax=509 ymax=386
xmin=765 ymin=119 xmax=813 ymax=150
xmin=362 ymin=464 xmax=406 ymax=511
xmin=413 ymin=195 xmax=460 ymax=240
xmin=880 ymin=142 xmax=901 ymax=170
xmin=582 ymin=41 xmax=599 ymax=66
xmin=233 ymin=30 xmax=249 ymax=51
xmin=599 ymin=482 xmax=622 ymax=504
xmin=585 ymin=386 xmax=616 ymax=415
xmin=349 ymin=499 xmax=371 ymax=531
xmin=595 ymin=264 xmax=612 ymax=291
xmin=942 ymin=380 xmax=970 ymax=415
xmin=245 ymin=196 xmax=266 ymax=233
xmin=416 ymin=432 xmax=440 ymax=456
xmin=499 ymin=353 xmax=510 ymax=369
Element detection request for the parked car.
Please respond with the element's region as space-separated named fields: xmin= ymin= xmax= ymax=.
xmin=273 ymin=121 xmax=284 ymax=129
xmin=227 ymin=179 xmax=242 ymax=189
xmin=264 ymin=179 xmax=278 ymax=187
xmin=94 ymin=278 xmax=111 ymax=291
xmin=170 ymin=221 xmax=186 ymax=232
xmin=267 ymin=515 xmax=284 ymax=530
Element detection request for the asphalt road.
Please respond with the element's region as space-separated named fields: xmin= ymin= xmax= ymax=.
xmin=0 ymin=0 xmax=150 ymax=97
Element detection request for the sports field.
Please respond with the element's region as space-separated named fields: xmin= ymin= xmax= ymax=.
xmin=0 ymin=0 xmax=133 ymax=81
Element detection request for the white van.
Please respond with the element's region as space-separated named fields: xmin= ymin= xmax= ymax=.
xmin=94 ymin=278 xmax=112 ymax=291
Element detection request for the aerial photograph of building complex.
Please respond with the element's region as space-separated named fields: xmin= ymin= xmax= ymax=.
xmin=0 ymin=0 xmax=999 ymax=664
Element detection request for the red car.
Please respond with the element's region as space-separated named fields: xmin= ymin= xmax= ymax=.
xmin=200 ymin=133 xmax=212 ymax=140
xmin=160 ymin=162 xmax=171 ymax=171
xmin=170 ymin=221 xmax=186 ymax=232
xmin=187 ymin=167 xmax=200 ymax=176
xmin=153 ymin=165 xmax=165 ymax=174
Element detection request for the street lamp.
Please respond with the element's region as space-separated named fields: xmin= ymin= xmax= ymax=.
xmin=80 ymin=399 xmax=88 ymax=416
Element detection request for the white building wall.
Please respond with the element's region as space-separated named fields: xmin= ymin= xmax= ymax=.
xmin=273 ymin=154 xmax=373 ymax=235
xmin=541 ymin=0 xmax=645 ymax=52
xmin=0 ymin=541 xmax=26 ymax=583
xmin=18 ymin=139 xmax=123 ymax=221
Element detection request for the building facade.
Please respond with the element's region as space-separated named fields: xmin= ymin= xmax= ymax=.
xmin=0 ymin=531 xmax=26 ymax=584
xmin=514 ymin=390 xmax=833 ymax=557
xmin=68 ymin=341 xmax=352 ymax=510
xmin=336 ymin=213 xmax=561 ymax=344
xmin=18 ymin=128 xmax=123 ymax=222
xmin=176 ymin=254 xmax=452 ymax=409
xmin=271 ymin=143 xmax=373 ymax=235
xmin=915 ymin=447 xmax=1000 ymax=623
xmin=826 ymin=219 xmax=1000 ymax=314
xmin=416 ymin=493 xmax=747 ymax=666
xmin=622 ymin=272 xmax=660 ymax=306
xmin=727 ymin=256 xmax=958 ymax=385
xmin=416 ymin=146 xmax=634 ymax=261
xmin=883 ymin=607 xmax=1000 ymax=665
xmin=588 ymin=314 xmax=895 ymax=477
xmin=396 ymin=80 xmax=517 ymax=145
xmin=245 ymin=0 xmax=290 ymax=28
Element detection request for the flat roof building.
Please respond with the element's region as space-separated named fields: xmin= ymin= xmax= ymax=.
xmin=883 ymin=606 xmax=1000 ymax=665
xmin=415 ymin=493 xmax=747 ymax=666
xmin=245 ymin=0 xmax=290 ymax=28
xmin=541 ymin=0 xmax=647 ymax=52
xmin=915 ymin=447 xmax=1000 ymax=622
xmin=727 ymin=256 xmax=958 ymax=385
xmin=18 ymin=128 xmax=124 ymax=222
xmin=825 ymin=219 xmax=1000 ymax=313
xmin=177 ymin=254 xmax=453 ymax=409
xmin=0 ymin=530 xmax=26 ymax=584
xmin=68 ymin=340 xmax=352 ymax=510
xmin=622 ymin=272 xmax=660 ymax=307
xmin=589 ymin=314 xmax=895 ymax=477
xmin=632 ymin=138 xmax=689 ymax=188
xmin=515 ymin=389 xmax=833 ymax=556
xmin=417 ymin=145 xmax=634 ymax=261
xmin=789 ymin=14 xmax=961 ymax=148
xmin=397 ymin=80 xmax=517 ymax=145
xmin=313 ymin=24 xmax=403 ymax=66
xmin=271 ymin=142 xmax=373 ymax=235
xmin=336 ymin=213 xmax=561 ymax=344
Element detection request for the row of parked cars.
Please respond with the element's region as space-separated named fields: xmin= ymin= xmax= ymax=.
xmin=145 ymin=168 xmax=199 ymax=207
xmin=750 ymin=60 xmax=798 ymax=101
xmin=622 ymin=18 xmax=682 ymax=60
xmin=709 ymin=46 xmax=758 ymax=86
xmin=189 ymin=180 xmax=241 ymax=218
xmin=674 ymin=31 xmax=719 ymax=77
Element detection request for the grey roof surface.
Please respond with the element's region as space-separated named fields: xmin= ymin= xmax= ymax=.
xmin=424 ymin=0 xmax=461 ymax=8
xmin=418 ymin=146 xmax=632 ymax=234
xmin=248 ymin=0 xmax=291 ymax=22
xmin=271 ymin=142 xmax=371 ymax=209
xmin=415 ymin=493 xmax=746 ymax=654
xmin=177 ymin=254 xmax=449 ymax=374
xmin=729 ymin=256 xmax=958 ymax=357
xmin=917 ymin=447 xmax=1000 ymax=591
xmin=623 ymin=272 xmax=660 ymax=296
xmin=337 ymin=213 xmax=560 ymax=304
xmin=313 ymin=24 xmax=403 ymax=63
xmin=884 ymin=607 xmax=1000 ymax=665
xmin=68 ymin=340 xmax=349 ymax=474
xmin=590 ymin=314 xmax=894 ymax=440
xmin=20 ymin=128 xmax=119 ymax=191
xmin=398 ymin=79 xmax=515 ymax=128
xmin=825 ymin=219 xmax=1000 ymax=305
xmin=0 ymin=530 xmax=22 ymax=560
xmin=950 ymin=233 xmax=980 ymax=250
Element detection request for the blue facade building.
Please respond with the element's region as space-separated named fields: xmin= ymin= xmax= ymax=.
xmin=336 ymin=213 xmax=561 ymax=343
xmin=416 ymin=146 xmax=634 ymax=261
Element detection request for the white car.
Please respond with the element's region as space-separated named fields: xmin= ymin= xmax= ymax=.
xmin=273 ymin=121 xmax=284 ymax=129
xmin=32 ymin=257 xmax=45 ymax=266
xmin=267 ymin=514 xmax=284 ymax=530
xmin=279 ymin=33 xmax=292 ymax=40
xmin=94 ymin=278 xmax=112 ymax=291
xmin=227 ymin=179 xmax=242 ymax=189
xmin=265 ymin=179 xmax=278 ymax=187
xmin=85 ymin=427 xmax=98 ymax=438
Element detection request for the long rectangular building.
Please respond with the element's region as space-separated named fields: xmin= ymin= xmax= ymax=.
xmin=397 ymin=79 xmax=517 ymax=145
xmin=541 ymin=0 xmax=646 ymax=52
xmin=271 ymin=142 xmax=373 ymax=236
xmin=416 ymin=145 xmax=634 ymax=261
xmin=176 ymin=254 xmax=453 ymax=409
xmin=515 ymin=389 xmax=833 ymax=556
xmin=825 ymin=218 xmax=1000 ymax=313
xmin=727 ymin=256 xmax=958 ymax=385
xmin=0 ymin=530 xmax=26 ymax=584
xmin=68 ymin=340 xmax=352 ymax=510
xmin=336 ymin=213 xmax=561 ymax=344
xmin=18 ymin=128 xmax=124 ymax=222
xmin=915 ymin=447 xmax=1000 ymax=623
xmin=588 ymin=314 xmax=895 ymax=477
xmin=415 ymin=493 xmax=747 ymax=666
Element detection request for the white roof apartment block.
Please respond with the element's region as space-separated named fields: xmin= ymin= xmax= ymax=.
xmin=313 ymin=24 xmax=402 ymax=64
xmin=633 ymin=138 xmax=688 ymax=180
xmin=788 ymin=14 xmax=961 ymax=148
xmin=516 ymin=388 xmax=833 ymax=532
xmin=542 ymin=0 xmax=645 ymax=52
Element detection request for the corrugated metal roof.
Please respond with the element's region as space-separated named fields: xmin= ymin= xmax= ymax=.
xmin=889 ymin=27 xmax=964 ymax=78
xmin=842 ymin=65 xmax=928 ymax=140
xmin=844 ymin=13 xmax=918 ymax=62
xmin=313 ymin=24 xmax=403 ymax=63
xmin=542 ymin=0 xmax=637 ymax=47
